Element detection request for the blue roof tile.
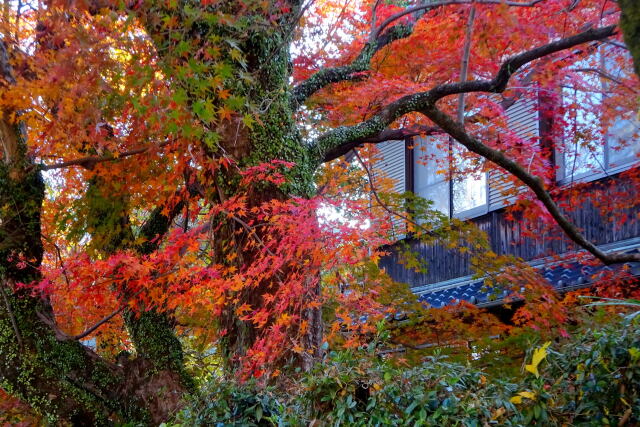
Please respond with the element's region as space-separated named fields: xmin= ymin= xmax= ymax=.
xmin=418 ymin=256 xmax=639 ymax=308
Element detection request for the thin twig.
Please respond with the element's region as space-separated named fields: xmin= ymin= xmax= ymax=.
xmin=70 ymin=301 xmax=132 ymax=341
xmin=372 ymin=0 xmax=545 ymax=40
xmin=40 ymin=140 xmax=171 ymax=171
xmin=457 ymin=5 xmax=476 ymax=126
xmin=572 ymin=67 xmax=639 ymax=93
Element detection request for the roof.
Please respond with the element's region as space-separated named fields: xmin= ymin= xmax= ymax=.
xmin=418 ymin=248 xmax=640 ymax=308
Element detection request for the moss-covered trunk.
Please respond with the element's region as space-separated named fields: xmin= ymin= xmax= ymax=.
xmin=139 ymin=2 xmax=324 ymax=367
xmin=213 ymin=30 xmax=323 ymax=367
xmin=619 ymin=0 xmax=640 ymax=78
xmin=0 ymin=122 xmax=125 ymax=424
xmin=0 ymin=1 xmax=325 ymax=421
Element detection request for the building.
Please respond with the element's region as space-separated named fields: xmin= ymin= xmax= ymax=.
xmin=373 ymin=84 xmax=640 ymax=309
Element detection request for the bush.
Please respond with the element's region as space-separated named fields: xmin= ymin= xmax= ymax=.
xmin=519 ymin=319 xmax=640 ymax=425
xmin=172 ymin=379 xmax=284 ymax=426
xmin=172 ymin=315 xmax=640 ymax=426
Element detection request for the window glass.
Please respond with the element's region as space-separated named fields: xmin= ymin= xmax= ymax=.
xmin=413 ymin=136 xmax=450 ymax=216
xmin=413 ymin=136 xmax=486 ymax=217
xmin=608 ymin=111 xmax=640 ymax=167
xmin=413 ymin=136 xmax=448 ymax=186
xmin=560 ymin=46 xmax=638 ymax=181
xmin=452 ymin=141 xmax=487 ymax=215
xmin=421 ymin=181 xmax=450 ymax=216
xmin=453 ymin=171 xmax=487 ymax=214
xmin=562 ymin=83 xmax=606 ymax=178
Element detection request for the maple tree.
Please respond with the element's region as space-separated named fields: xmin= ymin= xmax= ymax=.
xmin=0 ymin=0 xmax=638 ymax=424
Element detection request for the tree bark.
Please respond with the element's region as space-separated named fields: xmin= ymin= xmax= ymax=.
xmin=619 ymin=0 xmax=640 ymax=78
xmin=134 ymin=2 xmax=325 ymax=368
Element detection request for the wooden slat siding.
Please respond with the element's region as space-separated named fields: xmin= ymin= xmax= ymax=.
xmin=379 ymin=173 xmax=640 ymax=288
xmin=373 ymin=140 xmax=406 ymax=238
xmin=488 ymin=97 xmax=540 ymax=210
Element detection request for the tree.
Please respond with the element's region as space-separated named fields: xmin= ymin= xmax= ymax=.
xmin=0 ymin=0 xmax=637 ymax=423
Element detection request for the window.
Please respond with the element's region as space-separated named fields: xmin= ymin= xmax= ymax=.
xmin=452 ymin=144 xmax=487 ymax=216
xmin=413 ymin=135 xmax=487 ymax=219
xmin=608 ymin=110 xmax=640 ymax=167
xmin=558 ymin=47 xmax=640 ymax=182
xmin=413 ymin=135 xmax=451 ymax=216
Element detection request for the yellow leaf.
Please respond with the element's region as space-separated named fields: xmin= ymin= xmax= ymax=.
xmin=491 ymin=407 xmax=506 ymax=419
xmin=510 ymin=391 xmax=536 ymax=405
xmin=518 ymin=391 xmax=536 ymax=400
xmin=525 ymin=341 xmax=551 ymax=378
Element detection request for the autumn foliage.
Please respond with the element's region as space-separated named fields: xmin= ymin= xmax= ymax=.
xmin=0 ymin=0 xmax=638 ymax=424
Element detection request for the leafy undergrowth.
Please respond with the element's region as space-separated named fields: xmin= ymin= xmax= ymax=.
xmin=171 ymin=315 xmax=640 ymax=426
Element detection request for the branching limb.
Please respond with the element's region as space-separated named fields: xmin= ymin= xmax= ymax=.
xmin=291 ymin=24 xmax=413 ymax=107
xmin=292 ymin=0 xmax=548 ymax=107
xmin=39 ymin=140 xmax=171 ymax=171
xmin=323 ymin=125 xmax=440 ymax=162
xmin=421 ymin=103 xmax=639 ymax=264
xmin=313 ymin=25 xmax=616 ymax=164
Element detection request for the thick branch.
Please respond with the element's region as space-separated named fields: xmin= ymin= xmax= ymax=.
xmin=40 ymin=140 xmax=170 ymax=171
xmin=293 ymin=0 xmax=546 ymax=107
xmin=313 ymin=25 xmax=616 ymax=163
xmin=291 ymin=24 xmax=412 ymax=106
xmin=323 ymin=125 xmax=440 ymax=162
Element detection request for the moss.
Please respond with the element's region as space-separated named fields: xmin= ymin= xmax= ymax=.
xmin=240 ymin=31 xmax=316 ymax=197
xmin=124 ymin=310 xmax=195 ymax=391
xmin=0 ymin=162 xmax=155 ymax=424
xmin=619 ymin=0 xmax=640 ymax=78
xmin=0 ymin=166 xmax=44 ymax=283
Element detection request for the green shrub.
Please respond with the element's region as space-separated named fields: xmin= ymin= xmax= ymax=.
xmin=172 ymin=380 xmax=285 ymax=426
xmin=518 ymin=319 xmax=640 ymax=425
xmin=173 ymin=315 xmax=640 ymax=426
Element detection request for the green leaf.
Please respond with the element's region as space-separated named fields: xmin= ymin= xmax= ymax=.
xmin=405 ymin=401 xmax=418 ymax=414
xmin=255 ymin=405 xmax=263 ymax=421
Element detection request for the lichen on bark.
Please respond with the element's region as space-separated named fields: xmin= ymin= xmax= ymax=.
xmin=619 ymin=0 xmax=640 ymax=78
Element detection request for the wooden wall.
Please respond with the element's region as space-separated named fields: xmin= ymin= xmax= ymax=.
xmin=379 ymin=173 xmax=640 ymax=288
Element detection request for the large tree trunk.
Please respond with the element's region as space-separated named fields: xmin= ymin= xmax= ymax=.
xmin=619 ymin=0 xmax=640 ymax=78
xmin=215 ymin=37 xmax=323 ymax=369
xmin=138 ymin=3 xmax=324 ymax=366
xmin=0 ymin=0 xmax=325 ymax=422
